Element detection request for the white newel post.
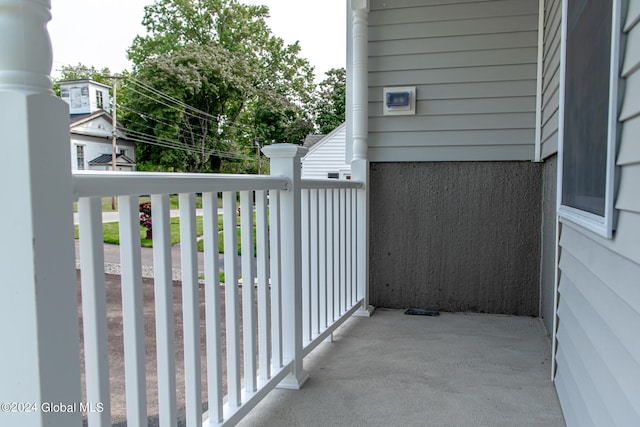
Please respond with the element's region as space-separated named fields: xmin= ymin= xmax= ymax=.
xmin=351 ymin=0 xmax=374 ymax=317
xmin=262 ymin=144 xmax=310 ymax=389
xmin=0 ymin=1 xmax=82 ymax=426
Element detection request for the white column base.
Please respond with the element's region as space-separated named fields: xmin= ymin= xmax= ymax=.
xmin=277 ymin=370 xmax=310 ymax=390
xmin=354 ymin=305 xmax=375 ymax=317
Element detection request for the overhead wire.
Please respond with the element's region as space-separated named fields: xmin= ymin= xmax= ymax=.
xmin=116 ymin=125 xmax=253 ymax=161
xmin=127 ymin=77 xmax=218 ymax=120
xmin=109 ymin=75 xmax=260 ymax=161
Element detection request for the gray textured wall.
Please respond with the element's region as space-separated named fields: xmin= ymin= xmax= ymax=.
xmin=539 ymin=156 xmax=557 ymax=335
xmin=370 ymin=162 xmax=542 ymax=315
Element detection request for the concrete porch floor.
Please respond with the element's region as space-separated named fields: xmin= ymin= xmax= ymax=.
xmin=238 ymin=309 xmax=565 ymax=427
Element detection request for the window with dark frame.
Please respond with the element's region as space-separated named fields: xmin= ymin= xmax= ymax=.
xmin=76 ymin=145 xmax=85 ymax=170
xmin=96 ymin=90 xmax=104 ymax=109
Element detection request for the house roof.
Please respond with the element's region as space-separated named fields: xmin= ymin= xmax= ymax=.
xmin=69 ymin=113 xmax=93 ymax=124
xmin=303 ymin=133 xmax=326 ymax=149
xmin=89 ymin=153 xmax=136 ymax=165
xmin=70 ymin=109 xmax=111 ymax=126
xmin=304 ymin=122 xmax=347 ymax=157
xmin=70 ymin=110 xmax=132 ymax=141
xmin=59 ymin=79 xmax=112 ymax=90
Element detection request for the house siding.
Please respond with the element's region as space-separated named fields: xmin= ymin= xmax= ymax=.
xmin=539 ymin=155 xmax=557 ymax=336
xmin=368 ymin=0 xmax=539 ymax=162
xmin=301 ymin=124 xmax=350 ymax=179
xmin=540 ymin=0 xmax=562 ymax=159
xmin=555 ymin=3 xmax=640 ymax=426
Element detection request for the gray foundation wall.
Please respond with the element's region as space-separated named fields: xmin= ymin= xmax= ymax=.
xmin=370 ymin=162 xmax=542 ymax=315
xmin=539 ymin=156 xmax=557 ymax=335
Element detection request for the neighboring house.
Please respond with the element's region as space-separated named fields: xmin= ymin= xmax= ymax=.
xmin=60 ymin=79 xmax=136 ymax=171
xmin=349 ymin=0 xmax=639 ymax=425
xmin=301 ymin=123 xmax=351 ymax=179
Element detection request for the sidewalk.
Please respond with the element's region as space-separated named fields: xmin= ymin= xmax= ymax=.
xmin=72 ymin=209 xmax=205 ymax=225
xmin=73 ymin=208 xmax=247 ymax=280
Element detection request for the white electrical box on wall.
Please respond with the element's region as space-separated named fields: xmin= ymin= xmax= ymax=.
xmin=383 ymin=86 xmax=416 ymax=116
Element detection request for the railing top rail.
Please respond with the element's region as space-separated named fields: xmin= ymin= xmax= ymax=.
xmin=300 ymin=179 xmax=364 ymax=190
xmin=73 ymin=171 xmax=289 ymax=199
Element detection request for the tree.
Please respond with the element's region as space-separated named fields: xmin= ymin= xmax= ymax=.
xmin=123 ymin=0 xmax=316 ymax=173
xmin=314 ymin=68 xmax=346 ymax=134
xmin=53 ymin=63 xmax=113 ymax=96
xmin=121 ymin=43 xmax=253 ymax=172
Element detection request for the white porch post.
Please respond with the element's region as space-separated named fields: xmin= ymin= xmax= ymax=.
xmin=262 ymin=143 xmax=310 ymax=389
xmin=351 ymin=0 xmax=374 ymax=317
xmin=0 ymin=1 xmax=82 ymax=426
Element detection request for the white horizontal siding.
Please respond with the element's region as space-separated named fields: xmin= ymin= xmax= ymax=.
xmin=301 ymin=124 xmax=350 ymax=179
xmin=368 ymin=0 xmax=538 ymax=162
xmin=368 ymin=80 xmax=537 ymax=101
xmin=556 ymin=5 xmax=640 ymax=426
xmin=369 ymin=31 xmax=538 ymax=57
xmin=557 ymin=224 xmax=640 ymax=426
xmin=617 ymin=115 xmax=640 ymax=165
xmin=540 ymin=0 xmax=562 ymax=158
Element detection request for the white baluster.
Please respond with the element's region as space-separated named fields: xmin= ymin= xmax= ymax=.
xmin=256 ymin=190 xmax=271 ymax=381
xmin=223 ymin=191 xmax=241 ymax=406
xmin=318 ymin=189 xmax=328 ymax=331
xmin=269 ymin=190 xmax=283 ymax=369
xmin=240 ymin=191 xmax=257 ymax=392
xmin=78 ymin=197 xmax=111 ymax=427
xmin=301 ymin=189 xmax=311 ymax=343
xmin=150 ymin=193 xmax=177 ymax=427
xmin=310 ymin=189 xmax=320 ymax=336
xmin=179 ymin=193 xmax=202 ymax=425
xmin=203 ymin=192 xmax=223 ymax=422
xmin=118 ymin=195 xmax=147 ymax=426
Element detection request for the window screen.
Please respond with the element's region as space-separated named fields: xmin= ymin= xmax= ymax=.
xmin=561 ymin=0 xmax=613 ymax=217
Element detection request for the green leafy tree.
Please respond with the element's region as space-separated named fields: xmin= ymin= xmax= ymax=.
xmin=123 ymin=0 xmax=316 ymax=173
xmin=314 ymin=68 xmax=346 ymax=134
xmin=121 ymin=43 xmax=253 ymax=172
xmin=53 ymin=63 xmax=113 ymax=96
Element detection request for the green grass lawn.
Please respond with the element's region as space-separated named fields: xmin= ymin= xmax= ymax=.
xmin=73 ymin=194 xmax=212 ymax=212
xmin=197 ymin=226 xmax=256 ymax=255
xmin=74 ymin=217 xmax=205 ymax=247
xmin=74 ymin=210 xmax=256 ymax=255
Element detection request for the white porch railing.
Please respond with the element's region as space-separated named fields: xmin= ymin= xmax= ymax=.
xmin=1 ymin=4 xmax=372 ymax=426
xmin=73 ymin=145 xmax=366 ymax=426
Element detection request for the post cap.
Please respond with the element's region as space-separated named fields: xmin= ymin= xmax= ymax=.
xmin=261 ymin=143 xmax=308 ymax=159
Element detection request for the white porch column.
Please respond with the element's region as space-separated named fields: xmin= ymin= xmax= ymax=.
xmin=350 ymin=0 xmax=374 ymax=317
xmin=262 ymin=143 xmax=310 ymax=389
xmin=0 ymin=1 xmax=82 ymax=426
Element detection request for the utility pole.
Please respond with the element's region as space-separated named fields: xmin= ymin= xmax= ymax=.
xmin=111 ymin=75 xmax=118 ymax=210
xmin=254 ymin=139 xmax=261 ymax=174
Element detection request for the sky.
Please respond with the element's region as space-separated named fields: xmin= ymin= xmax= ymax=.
xmin=48 ymin=0 xmax=346 ymax=81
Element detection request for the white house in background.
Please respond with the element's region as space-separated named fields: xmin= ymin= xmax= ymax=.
xmin=60 ymin=79 xmax=136 ymax=171
xmin=301 ymin=122 xmax=350 ymax=179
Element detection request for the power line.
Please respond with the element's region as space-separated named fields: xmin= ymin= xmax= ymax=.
xmin=117 ymin=104 xmax=208 ymax=134
xmin=127 ymin=77 xmax=219 ymax=121
xmin=117 ymin=113 xmax=253 ymax=160
xmin=117 ymin=125 xmax=253 ymax=161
